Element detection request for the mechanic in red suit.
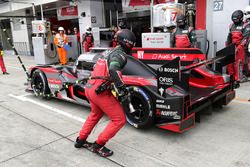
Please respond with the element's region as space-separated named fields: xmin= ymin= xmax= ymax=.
xmin=75 ymin=29 xmax=136 ymax=157
xmin=172 ymin=14 xmax=196 ymax=48
xmin=244 ymin=6 xmax=250 ymax=78
xmin=0 ymin=42 xmax=9 ymax=75
xmin=82 ymin=26 xmax=94 ymax=52
xmin=227 ymin=10 xmax=250 ymax=83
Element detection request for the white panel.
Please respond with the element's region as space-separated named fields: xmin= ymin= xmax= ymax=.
xmin=213 ymin=0 xmax=249 ymax=51
xmin=142 ymin=33 xmax=171 ymax=48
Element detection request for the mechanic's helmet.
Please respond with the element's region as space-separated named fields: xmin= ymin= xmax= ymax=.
xmin=176 ymin=14 xmax=186 ymax=28
xmin=244 ymin=6 xmax=250 ymax=21
xmin=116 ymin=29 xmax=136 ymax=53
xmin=58 ymin=27 xmax=64 ymax=32
xmin=231 ymin=10 xmax=244 ymax=25
xmin=118 ymin=21 xmax=126 ymax=29
xmin=86 ymin=26 xmax=92 ymax=33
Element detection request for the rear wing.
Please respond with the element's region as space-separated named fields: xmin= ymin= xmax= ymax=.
xmin=132 ymin=47 xmax=205 ymax=66
xmin=182 ymin=44 xmax=235 ymax=72
xmin=157 ymin=44 xmax=236 ymax=93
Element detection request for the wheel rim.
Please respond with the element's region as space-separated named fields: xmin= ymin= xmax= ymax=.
xmin=33 ymin=76 xmax=44 ymax=95
xmin=129 ymin=96 xmax=149 ymax=123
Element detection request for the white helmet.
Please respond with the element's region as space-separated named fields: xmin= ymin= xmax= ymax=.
xmin=85 ymin=26 xmax=92 ymax=33
xmin=58 ymin=27 xmax=64 ymax=31
xmin=244 ymin=6 xmax=250 ymax=20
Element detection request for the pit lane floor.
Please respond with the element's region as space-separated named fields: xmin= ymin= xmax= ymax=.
xmin=0 ymin=55 xmax=250 ymax=167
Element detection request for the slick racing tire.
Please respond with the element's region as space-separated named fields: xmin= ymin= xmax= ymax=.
xmin=123 ymin=86 xmax=154 ymax=129
xmin=31 ymin=69 xmax=51 ymax=99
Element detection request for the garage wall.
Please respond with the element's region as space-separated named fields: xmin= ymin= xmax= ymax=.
xmin=213 ymin=0 xmax=249 ymax=51
xmin=78 ymin=0 xmax=105 ymax=43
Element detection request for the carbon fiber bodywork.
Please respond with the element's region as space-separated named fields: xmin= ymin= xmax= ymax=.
xmin=27 ymin=47 xmax=235 ymax=133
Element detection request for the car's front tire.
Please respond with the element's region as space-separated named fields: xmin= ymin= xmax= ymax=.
xmin=31 ymin=69 xmax=51 ymax=98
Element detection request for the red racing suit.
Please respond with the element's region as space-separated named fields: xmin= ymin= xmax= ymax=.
xmin=243 ymin=20 xmax=250 ymax=76
xmin=172 ymin=25 xmax=196 ymax=48
xmin=82 ymin=33 xmax=94 ymax=52
xmin=227 ymin=22 xmax=249 ymax=81
xmin=79 ymin=46 xmax=127 ymax=146
xmin=0 ymin=43 xmax=7 ymax=73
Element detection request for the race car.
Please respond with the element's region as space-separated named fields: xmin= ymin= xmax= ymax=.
xmin=26 ymin=46 xmax=236 ymax=133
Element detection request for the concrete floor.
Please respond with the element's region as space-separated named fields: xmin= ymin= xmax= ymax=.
xmin=0 ymin=55 xmax=250 ymax=167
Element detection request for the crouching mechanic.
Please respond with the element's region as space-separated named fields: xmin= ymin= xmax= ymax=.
xmin=74 ymin=29 xmax=136 ymax=157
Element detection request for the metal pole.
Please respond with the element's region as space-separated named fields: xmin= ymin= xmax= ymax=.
xmin=101 ymin=0 xmax=106 ymax=28
xmin=109 ymin=10 xmax=112 ymax=27
xmin=31 ymin=3 xmax=36 ymax=20
xmin=40 ymin=0 xmax=44 ymax=20
xmin=116 ymin=10 xmax=119 ymax=27
xmin=213 ymin=41 xmax=217 ymax=71
xmin=150 ymin=0 xmax=154 ymax=33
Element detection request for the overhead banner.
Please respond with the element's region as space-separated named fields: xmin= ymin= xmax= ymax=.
xmin=122 ymin=0 xmax=174 ymax=13
xmin=57 ymin=6 xmax=78 ymax=21
xmin=127 ymin=0 xmax=174 ymax=6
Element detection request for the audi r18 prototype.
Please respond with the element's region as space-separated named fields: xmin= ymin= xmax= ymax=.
xmin=26 ymin=46 xmax=236 ymax=133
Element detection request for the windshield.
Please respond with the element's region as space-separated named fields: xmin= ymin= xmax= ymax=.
xmin=122 ymin=56 xmax=156 ymax=77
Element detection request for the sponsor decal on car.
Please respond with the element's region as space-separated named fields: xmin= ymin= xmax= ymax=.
xmin=48 ymin=78 xmax=62 ymax=89
xmin=160 ymin=111 xmax=181 ymax=120
xmin=48 ymin=78 xmax=62 ymax=84
xmin=156 ymin=104 xmax=171 ymax=110
xmin=152 ymin=54 xmax=187 ymax=60
xmin=155 ymin=97 xmax=183 ymax=120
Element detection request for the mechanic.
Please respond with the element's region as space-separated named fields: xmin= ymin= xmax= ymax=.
xmin=82 ymin=26 xmax=94 ymax=52
xmin=111 ymin=27 xmax=119 ymax=47
xmin=243 ymin=6 xmax=250 ymax=77
xmin=74 ymin=27 xmax=81 ymax=54
xmin=172 ymin=14 xmax=196 ymax=48
xmin=54 ymin=27 xmax=68 ymax=65
xmin=0 ymin=42 xmax=9 ymax=75
xmin=75 ymin=29 xmax=136 ymax=157
xmin=226 ymin=10 xmax=249 ymax=82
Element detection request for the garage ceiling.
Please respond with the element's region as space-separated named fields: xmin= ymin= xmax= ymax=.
xmin=0 ymin=0 xmax=8 ymax=4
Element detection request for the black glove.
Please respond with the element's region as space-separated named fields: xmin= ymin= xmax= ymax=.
xmin=117 ymin=85 xmax=128 ymax=97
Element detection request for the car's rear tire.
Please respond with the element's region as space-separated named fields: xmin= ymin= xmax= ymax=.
xmin=123 ymin=86 xmax=154 ymax=129
xmin=31 ymin=69 xmax=50 ymax=98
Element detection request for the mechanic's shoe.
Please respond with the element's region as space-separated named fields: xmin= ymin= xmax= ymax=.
xmin=233 ymin=81 xmax=240 ymax=89
xmin=88 ymin=142 xmax=113 ymax=157
xmin=74 ymin=137 xmax=91 ymax=148
xmin=240 ymin=75 xmax=248 ymax=83
xmin=3 ymin=72 xmax=10 ymax=75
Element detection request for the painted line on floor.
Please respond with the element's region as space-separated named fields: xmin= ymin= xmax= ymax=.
xmin=232 ymin=98 xmax=250 ymax=105
xmin=234 ymin=97 xmax=250 ymax=103
xmin=8 ymin=94 xmax=86 ymax=123
xmin=6 ymin=65 xmax=22 ymax=70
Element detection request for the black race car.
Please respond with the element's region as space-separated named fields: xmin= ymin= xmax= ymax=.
xmin=27 ymin=46 xmax=236 ymax=133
